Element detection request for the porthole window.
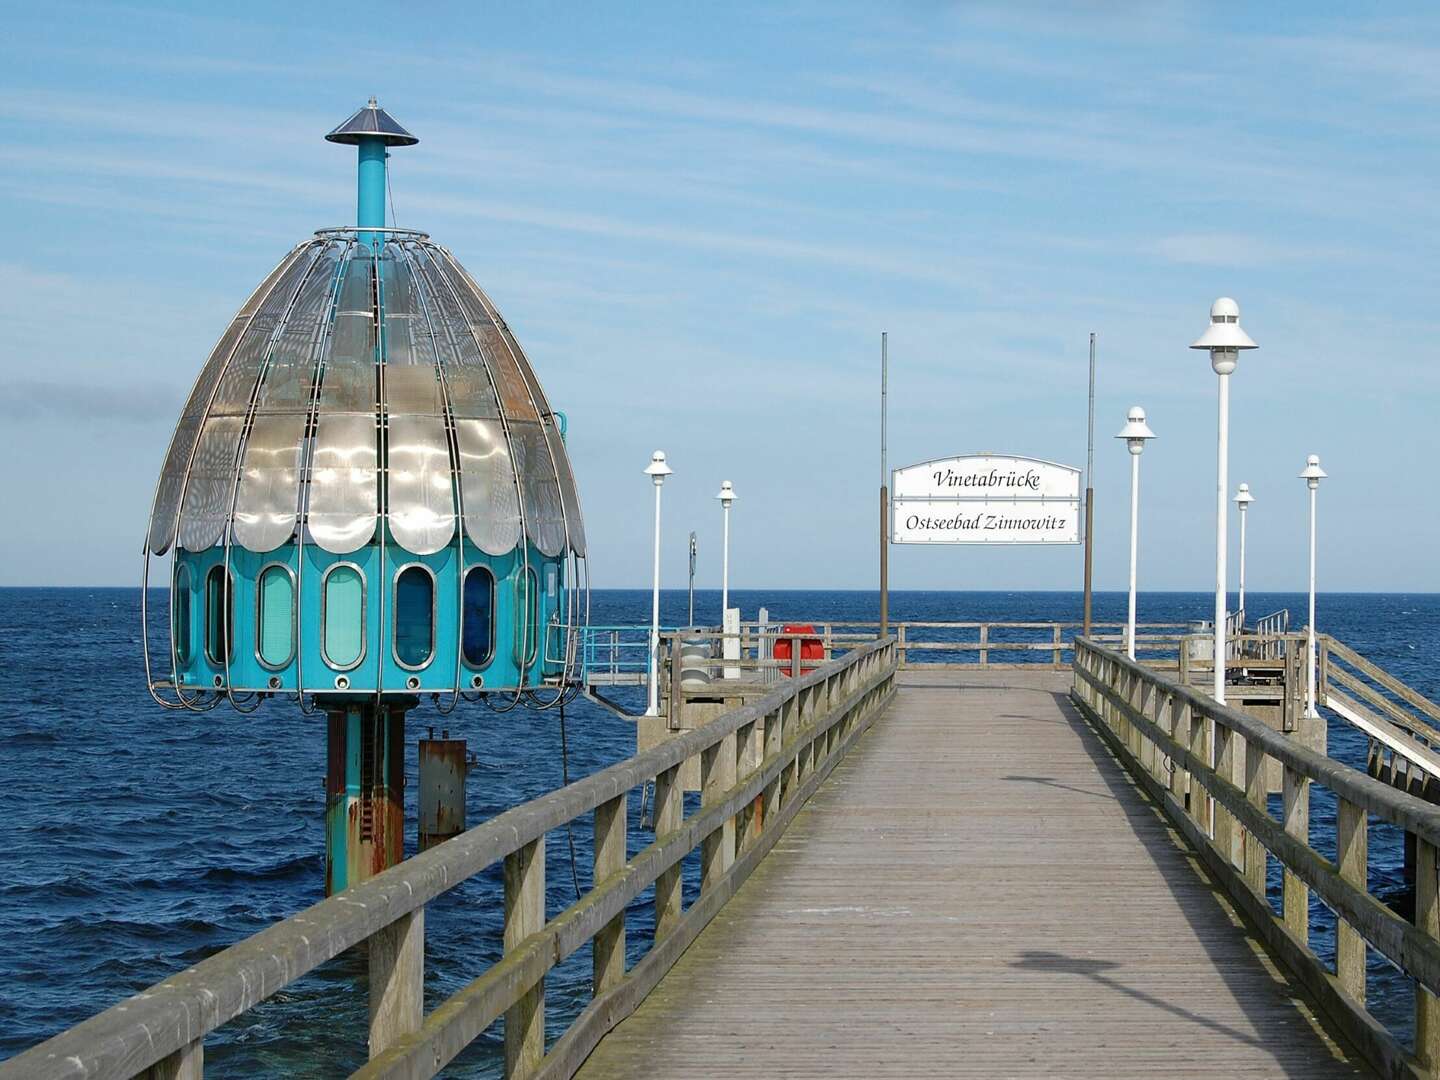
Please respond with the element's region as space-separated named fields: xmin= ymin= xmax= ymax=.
xmin=393 ymin=565 xmax=435 ymax=670
xmin=515 ymin=568 xmax=540 ymax=668
xmin=462 ymin=566 xmax=495 ymax=668
xmin=322 ymin=563 xmax=365 ymax=671
xmin=257 ymin=564 xmax=296 ymax=669
xmin=203 ymin=565 xmax=233 ymax=665
xmin=173 ymin=563 xmax=193 ymax=665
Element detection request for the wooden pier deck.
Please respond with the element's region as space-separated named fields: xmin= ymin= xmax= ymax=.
xmin=575 ymin=668 xmax=1367 ymax=1078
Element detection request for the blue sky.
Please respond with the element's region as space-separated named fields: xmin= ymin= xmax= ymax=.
xmin=3 ymin=2 xmax=1438 ymax=591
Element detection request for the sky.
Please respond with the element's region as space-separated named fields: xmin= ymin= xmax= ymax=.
xmin=2 ymin=2 xmax=1438 ymax=591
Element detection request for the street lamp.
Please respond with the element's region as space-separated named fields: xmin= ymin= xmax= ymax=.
xmin=1234 ymin=483 xmax=1254 ymax=622
xmin=1191 ymin=297 xmax=1258 ymax=703
xmin=644 ymin=450 xmax=673 ymax=716
xmin=1300 ymin=454 xmax=1327 ymax=719
xmin=716 ymin=481 xmax=737 ymax=619
xmin=1116 ymin=406 xmax=1155 ymax=660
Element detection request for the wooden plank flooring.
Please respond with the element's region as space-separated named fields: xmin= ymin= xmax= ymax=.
xmin=574 ymin=668 xmax=1369 ymax=1078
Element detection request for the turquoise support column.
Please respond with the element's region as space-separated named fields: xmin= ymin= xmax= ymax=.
xmin=325 ymin=704 xmax=406 ymax=895
xmin=357 ymin=136 xmax=387 ymax=250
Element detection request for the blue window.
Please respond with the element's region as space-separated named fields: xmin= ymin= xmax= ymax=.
xmin=204 ymin=566 xmax=233 ymax=665
xmin=394 ymin=565 xmax=435 ymax=669
xmin=322 ymin=564 xmax=365 ymax=670
xmin=257 ymin=564 xmax=295 ymax=668
xmin=462 ymin=566 xmax=495 ymax=667
xmin=174 ymin=563 xmax=193 ymax=665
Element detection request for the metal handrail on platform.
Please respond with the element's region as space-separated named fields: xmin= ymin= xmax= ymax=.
xmin=2 ymin=641 xmax=898 ymax=1080
xmin=1073 ymin=636 xmax=1440 ymax=1079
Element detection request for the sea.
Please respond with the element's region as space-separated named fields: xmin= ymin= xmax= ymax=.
xmin=2 ymin=587 xmax=1438 ymax=1076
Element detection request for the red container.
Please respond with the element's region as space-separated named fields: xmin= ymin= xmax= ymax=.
xmin=773 ymin=623 xmax=824 ymax=676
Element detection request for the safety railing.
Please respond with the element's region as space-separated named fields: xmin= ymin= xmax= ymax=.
xmin=824 ymin=621 xmax=1192 ymax=669
xmin=579 ymin=624 xmax=683 ymax=685
xmin=1073 ymin=636 xmax=1440 ymax=1079
xmin=1321 ymin=636 xmax=1440 ymax=789
xmin=2 ymin=639 xmax=898 ymax=1080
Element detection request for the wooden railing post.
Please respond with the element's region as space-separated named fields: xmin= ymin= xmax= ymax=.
xmin=761 ymin=703 xmax=782 ymax=833
xmin=897 ymin=623 xmax=907 ymax=668
xmin=1243 ymin=738 xmax=1267 ymax=895
xmin=1417 ymin=837 xmax=1440 ymax=1069
xmin=593 ymin=795 xmax=627 ymax=993
xmin=146 ymin=1040 xmax=203 ymax=1080
xmin=979 ymin=624 xmax=989 ymax=667
xmin=1319 ymin=635 xmax=1331 ymax=707
xmin=1052 ymin=624 xmax=1062 ymax=668
xmin=701 ymin=730 xmax=738 ymax=891
xmin=369 ymin=910 xmax=424 ymax=1060
xmin=1214 ymin=723 xmax=1239 ymax=869
xmin=652 ymin=764 xmax=682 ymax=936
xmin=1282 ymin=765 xmax=1310 ymax=942
xmin=504 ymin=838 xmax=545 ymax=1078
xmin=1336 ymin=798 xmax=1368 ymax=1005
xmin=668 ymin=633 xmax=683 ymax=731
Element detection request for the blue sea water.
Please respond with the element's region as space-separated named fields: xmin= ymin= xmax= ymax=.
xmin=1 ymin=587 xmax=1438 ymax=1075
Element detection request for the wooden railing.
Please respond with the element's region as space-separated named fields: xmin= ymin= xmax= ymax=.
xmin=3 ymin=640 xmax=898 ymax=1080
xmin=1322 ymin=636 xmax=1440 ymax=789
xmin=1073 ymin=636 xmax=1440 ymax=1079
xmin=688 ymin=621 xmax=1191 ymax=671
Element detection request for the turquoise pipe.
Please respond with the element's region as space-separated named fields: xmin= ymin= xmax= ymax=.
xmin=357 ymin=136 xmax=386 ymax=249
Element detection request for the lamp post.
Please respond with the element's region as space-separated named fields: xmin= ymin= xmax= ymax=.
xmin=1116 ymin=406 xmax=1155 ymax=660
xmin=1190 ymin=298 xmax=1258 ymax=704
xmin=644 ymin=450 xmax=673 ymax=716
xmin=1234 ymin=483 xmax=1254 ymax=622
xmin=1300 ymin=454 xmax=1327 ymax=719
xmin=716 ymin=481 xmax=736 ymax=620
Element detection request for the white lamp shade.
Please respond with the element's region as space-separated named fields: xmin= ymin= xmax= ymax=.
xmin=1190 ymin=297 xmax=1258 ymax=350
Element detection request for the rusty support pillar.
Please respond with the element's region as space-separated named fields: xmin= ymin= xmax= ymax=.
xmin=325 ymin=703 xmax=406 ymax=896
xmin=419 ymin=729 xmax=467 ymax=852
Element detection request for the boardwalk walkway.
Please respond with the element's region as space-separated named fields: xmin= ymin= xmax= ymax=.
xmin=576 ymin=668 xmax=1368 ymax=1078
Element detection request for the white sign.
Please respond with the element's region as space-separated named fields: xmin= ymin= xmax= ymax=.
xmin=891 ymin=454 xmax=1081 ymax=545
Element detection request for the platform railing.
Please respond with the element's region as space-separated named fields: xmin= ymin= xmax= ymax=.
xmin=1073 ymin=636 xmax=1440 ymax=1079
xmin=824 ymin=621 xmax=1191 ymax=669
xmin=1 ymin=639 xmax=897 ymax=1080
xmin=1321 ymin=635 xmax=1440 ymax=788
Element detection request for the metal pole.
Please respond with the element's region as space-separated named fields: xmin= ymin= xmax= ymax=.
xmin=880 ymin=331 xmax=889 ymax=637
xmin=720 ymin=508 xmax=730 ymax=619
xmin=1214 ymin=371 xmax=1230 ymax=704
xmin=1083 ymin=332 xmax=1096 ymax=637
xmin=648 ymin=481 xmax=663 ymax=717
xmin=1307 ymin=483 xmax=1318 ymax=718
xmin=1238 ymin=504 xmax=1247 ymax=621
xmin=1127 ymin=450 xmax=1139 ymax=661
xmin=688 ymin=531 xmax=696 ymax=627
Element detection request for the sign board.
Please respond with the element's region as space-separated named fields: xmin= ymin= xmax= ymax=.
xmin=890 ymin=454 xmax=1081 ymax=545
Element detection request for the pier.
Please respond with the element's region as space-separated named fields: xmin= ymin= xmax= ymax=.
xmin=12 ymin=623 xmax=1440 ymax=1079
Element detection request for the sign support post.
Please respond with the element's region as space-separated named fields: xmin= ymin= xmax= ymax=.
xmin=1083 ymin=333 xmax=1096 ymax=637
xmin=879 ymin=332 xmax=889 ymax=637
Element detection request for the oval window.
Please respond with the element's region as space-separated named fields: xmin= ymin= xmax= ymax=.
xmin=323 ymin=564 xmax=365 ymax=670
xmin=204 ymin=565 xmax=233 ymax=665
xmin=515 ymin=568 xmax=540 ymax=668
xmin=257 ymin=565 xmax=296 ymax=668
xmin=394 ymin=566 xmax=435 ymax=669
xmin=174 ymin=563 xmax=193 ymax=666
xmin=462 ymin=566 xmax=495 ymax=667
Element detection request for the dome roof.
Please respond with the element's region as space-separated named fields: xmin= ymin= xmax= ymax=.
xmin=146 ymin=229 xmax=585 ymax=561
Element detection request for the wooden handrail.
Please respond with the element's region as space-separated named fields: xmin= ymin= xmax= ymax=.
xmin=1072 ymin=636 xmax=1440 ymax=1078
xmin=1324 ymin=635 xmax=1440 ymax=732
xmin=4 ymin=640 xmax=898 ymax=1080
